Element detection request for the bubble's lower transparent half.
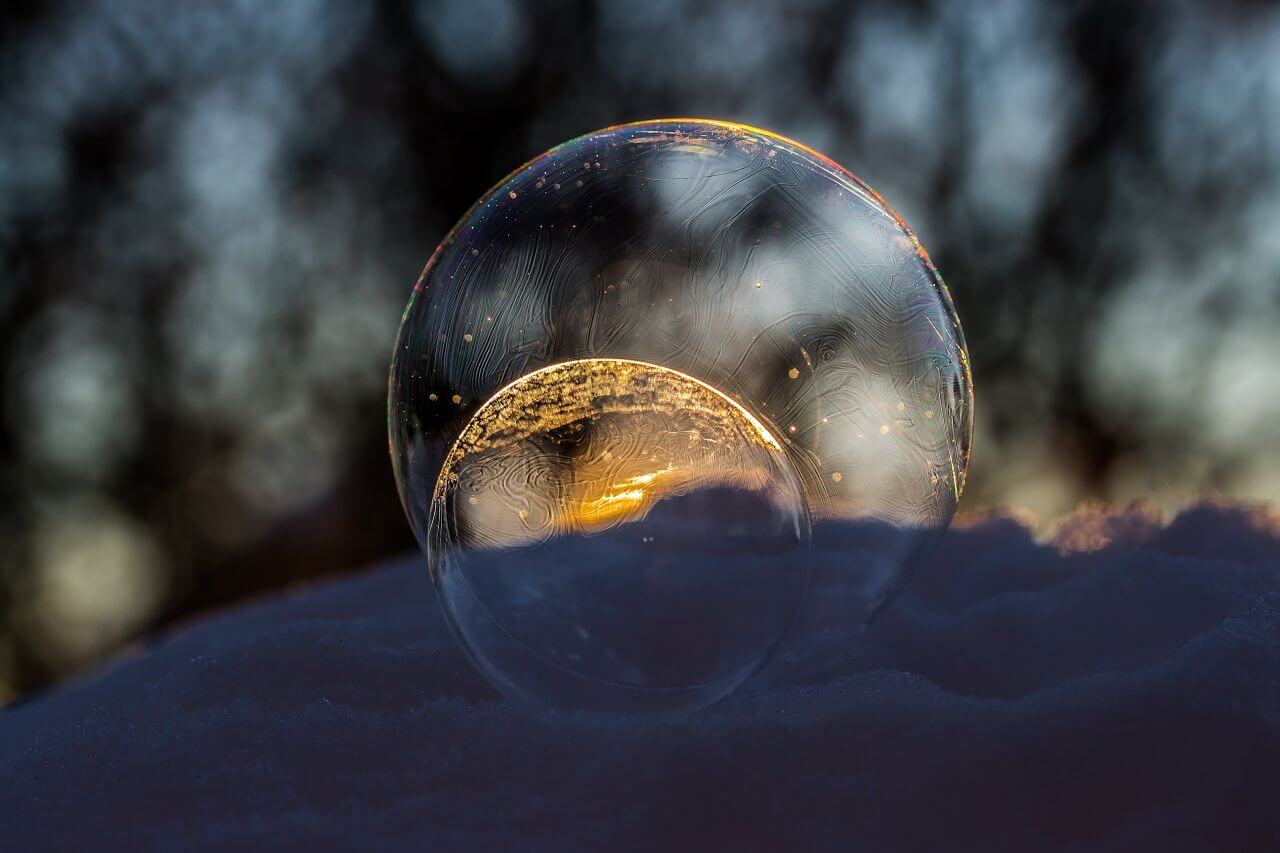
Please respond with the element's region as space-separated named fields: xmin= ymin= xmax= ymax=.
xmin=428 ymin=359 xmax=810 ymax=712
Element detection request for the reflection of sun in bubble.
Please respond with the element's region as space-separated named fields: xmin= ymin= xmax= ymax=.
xmin=435 ymin=358 xmax=789 ymax=548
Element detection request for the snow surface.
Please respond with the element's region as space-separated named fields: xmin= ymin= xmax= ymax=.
xmin=2 ymin=503 xmax=1278 ymax=850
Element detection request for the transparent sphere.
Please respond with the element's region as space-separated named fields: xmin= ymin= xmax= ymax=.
xmin=389 ymin=120 xmax=973 ymax=712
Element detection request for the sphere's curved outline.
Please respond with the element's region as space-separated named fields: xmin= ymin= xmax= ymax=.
xmin=387 ymin=118 xmax=975 ymax=710
xmin=429 ymin=356 xmax=811 ymax=697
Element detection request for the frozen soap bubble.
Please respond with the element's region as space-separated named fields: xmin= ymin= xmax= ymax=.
xmin=389 ymin=119 xmax=972 ymax=712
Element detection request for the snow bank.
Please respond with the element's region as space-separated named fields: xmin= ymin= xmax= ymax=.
xmin=2 ymin=503 xmax=1278 ymax=850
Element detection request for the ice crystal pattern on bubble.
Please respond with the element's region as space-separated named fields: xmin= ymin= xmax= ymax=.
xmin=389 ymin=120 xmax=972 ymax=712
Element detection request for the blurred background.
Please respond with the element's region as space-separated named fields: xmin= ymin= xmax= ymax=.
xmin=1 ymin=0 xmax=1278 ymax=705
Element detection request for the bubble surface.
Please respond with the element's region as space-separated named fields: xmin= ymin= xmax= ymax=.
xmin=389 ymin=119 xmax=972 ymax=712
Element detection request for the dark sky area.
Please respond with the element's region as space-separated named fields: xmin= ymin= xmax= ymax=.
xmin=1 ymin=0 xmax=1278 ymax=703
